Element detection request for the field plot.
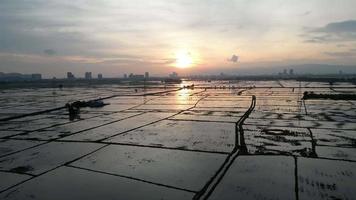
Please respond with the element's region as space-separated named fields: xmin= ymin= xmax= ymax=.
xmin=0 ymin=81 xmax=355 ymax=200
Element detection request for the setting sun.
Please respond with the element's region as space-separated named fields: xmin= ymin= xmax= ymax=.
xmin=175 ymin=51 xmax=193 ymax=68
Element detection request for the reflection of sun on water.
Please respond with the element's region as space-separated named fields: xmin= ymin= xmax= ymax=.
xmin=176 ymin=88 xmax=191 ymax=104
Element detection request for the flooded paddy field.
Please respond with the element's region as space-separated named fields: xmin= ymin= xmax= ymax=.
xmin=0 ymin=80 xmax=355 ymax=200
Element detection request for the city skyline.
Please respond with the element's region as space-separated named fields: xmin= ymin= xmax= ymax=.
xmin=1 ymin=0 xmax=356 ymax=77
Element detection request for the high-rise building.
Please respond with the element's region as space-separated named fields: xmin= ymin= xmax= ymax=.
xmin=85 ymin=72 xmax=92 ymax=79
xmin=67 ymin=72 xmax=75 ymax=79
xmin=289 ymin=69 xmax=294 ymax=75
xmin=283 ymin=69 xmax=287 ymax=75
xmin=145 ymin=72 xmax=149 ymax=78
xmin=124 ymin=74 xmax=128 ymax=79
xmin=98 ymin=73 xmax=103 ymax=79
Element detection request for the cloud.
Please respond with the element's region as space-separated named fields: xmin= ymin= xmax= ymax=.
xmin=304 ymin=20 xmax=356 ymax=43
xmin=336 ymin=44 xmax=347 ymax=47
xmin=324 ymin=51 xmax=356 ymax=57
xmin=300 ymin=11 xmax=311 ymax=16
xmin=161 ymin=58 xmax=176 ymax=65
xmin=1 ymin=1 xmax=356 ymax=76
xmin=228 ymin=54 xmax=239 ymax=63
xmin=43 ymin=49 xmax=56 ymax=56
xmin=315 ymin=20 xmax=356 ymax=33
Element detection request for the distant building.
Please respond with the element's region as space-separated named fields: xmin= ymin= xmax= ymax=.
xmin=289 ymin=69 xmax=294 ymax=76
xmin=0 ymin=72 xmax=42 ymax=81
xmin=128 ymin=73 xmax=145 ymax=80
xmin=98 ymin=73 xmax=103 ymax=79
xmin=85 ymin=72 xmax=92 ymax=79
xmin=145 ymin=72 xmax=149 ymax=78
xmin=31 ymin=74 xmax=42 ymax=80
xmin=283 ymin=69 xmax=288 ymax=75
xmin=67 ymin=72 xmax=75 ymax=79
xmin=169 ymin=72 xmax=178 ymax=78
xmin=124 ymin=74 xmax=128 ymax=79
xmin=132 ymin=75 xmax=144 ymax=79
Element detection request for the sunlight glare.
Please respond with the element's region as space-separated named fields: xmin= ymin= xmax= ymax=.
xmin=175 ymin=50 xmax=193 ymax=68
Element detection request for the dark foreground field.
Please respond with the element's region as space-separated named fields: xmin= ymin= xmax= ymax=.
xmin=0 ymin=80 xmax=355 ymax=200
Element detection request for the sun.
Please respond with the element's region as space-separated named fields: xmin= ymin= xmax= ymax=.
xmin=175 ymin=51 xmax=193 ymax=68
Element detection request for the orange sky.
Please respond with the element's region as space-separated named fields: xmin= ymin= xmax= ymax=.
xmin=1 ymin=0 xmax=356 ymax=77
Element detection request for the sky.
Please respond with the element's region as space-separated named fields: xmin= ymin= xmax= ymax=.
xmin=1 ymin=0 xmax=356 ymax=78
